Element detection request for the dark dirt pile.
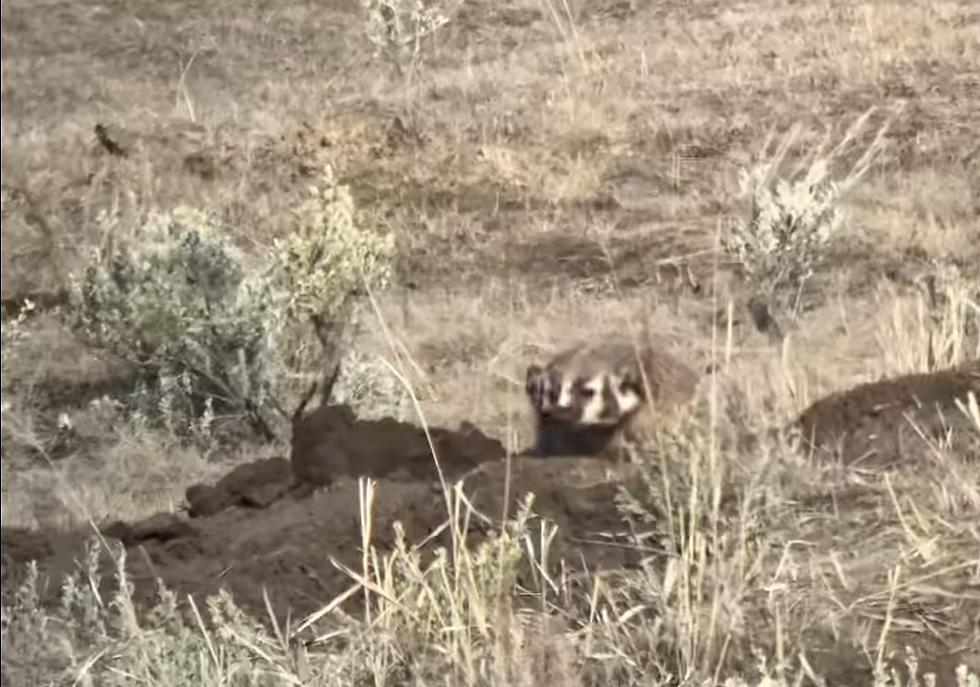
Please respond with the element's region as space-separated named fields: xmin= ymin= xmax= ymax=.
xmin=2 ymin=405 xmax=644 ymax=626
xmin=289 ymin=403 xmax=507 ymax=487
xmin=793 ymin=359 xmax=980 ymax=468
xmin=110 ymin=456 xmax=644 ymax=626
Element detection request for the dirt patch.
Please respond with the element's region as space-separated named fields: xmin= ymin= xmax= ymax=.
xmin=793 ymin=360 xmax=980 ymax=468
xmin=488 ymin=227 xmax=717 ymax=298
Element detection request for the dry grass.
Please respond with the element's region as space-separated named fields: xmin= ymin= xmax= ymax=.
xmin=2 ymin=0 xmax=979 ymax=684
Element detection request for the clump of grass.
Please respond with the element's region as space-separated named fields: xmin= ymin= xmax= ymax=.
xmin=1 ymin=539 xmax=305 ymax=686
xmin=0 ymin=483 xmax=576 ymax=687
xmin=295 ymin=478 xmax=565 ymax=685
xmin=876 ymin=260 xmax=980 ymax=375
xmin=569 ymin=306 xmax=980 ymax=687
xmin=585 ymin=402 xmax=796 ymax=685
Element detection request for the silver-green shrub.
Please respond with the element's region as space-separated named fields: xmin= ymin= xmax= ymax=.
xmin=68 ymin=165 xmax=394 ymax=440
xmin=724 ymin=106 xmax=897 ymax=330
xmin=359 ymin=0 xmax=454 ymax=80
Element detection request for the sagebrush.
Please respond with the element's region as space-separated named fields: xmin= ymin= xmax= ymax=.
xmin=68 ymin=166 xmax=394 ymax=441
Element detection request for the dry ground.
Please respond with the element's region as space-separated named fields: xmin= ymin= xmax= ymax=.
xmin=2 ymin=0 xmax=979 ymax=685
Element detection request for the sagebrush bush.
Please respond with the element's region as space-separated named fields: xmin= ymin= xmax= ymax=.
xmin=359 ymin=0 xmax=454 ymax=79
xmin=68 ymin=165 xmax=394 ymax=441
xmin=724 ymin=107 xmax=897 ymax=329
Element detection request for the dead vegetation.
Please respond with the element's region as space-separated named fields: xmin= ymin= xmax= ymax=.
xmin=2 ymin=0 xmax=979 ymax=685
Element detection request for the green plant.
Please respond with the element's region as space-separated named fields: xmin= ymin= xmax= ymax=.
xmin=724 ymin=106 xmax=898 ymax=335
xmin=68 ymin=165 xmax=394 ymax=441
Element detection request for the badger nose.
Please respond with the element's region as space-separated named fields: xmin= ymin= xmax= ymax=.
xmin=599 ymin=405 xmax=619 ymax=421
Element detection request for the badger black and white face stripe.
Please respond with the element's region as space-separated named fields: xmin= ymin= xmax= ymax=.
xmin=553 ymin=374 xmax=606 ymax=423
xmin=575 ymin=372 xmax=643 ymax=426
xmin=574 ymin=375 xmax=607 ymax=424
xmin=610 ymin=372 xmax=644 ymax=417
xmin=526 ymin=364 xmax=562 ymax=415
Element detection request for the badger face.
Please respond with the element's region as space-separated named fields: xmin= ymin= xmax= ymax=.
xmin=526 ymin=363 xmax=594 ymax=424
xmin=524 ymin=336 xmax=698 ymax=459
xmin=527 ymin=345 xmax=649 ymax=428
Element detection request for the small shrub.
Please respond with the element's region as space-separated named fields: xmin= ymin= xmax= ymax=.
xmin=724 ymin=106 xmax=898 ymax=333
xmin=68 ymin=165 xmax=394 ymax=441
xmin=359 ymin=0 xmax=455 ymax=81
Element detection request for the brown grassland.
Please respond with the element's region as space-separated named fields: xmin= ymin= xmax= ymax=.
xmin=1 ymin=0 xmax=979 ymax=685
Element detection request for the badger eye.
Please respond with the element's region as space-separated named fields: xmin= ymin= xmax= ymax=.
xmin=620 ymin=378 xmax=642 ymax=396
xmin=579 ymin=386 xmax=595 ymax=398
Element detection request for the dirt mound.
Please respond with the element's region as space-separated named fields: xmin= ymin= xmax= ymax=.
xmin=178 ymin=404 xmax=508 ymax=519
xmin=2 ymin=404 xmax=639 ymax=625
xmin=134 ymin=459 xmax=638 ymax=617
xmin=794 ymin=360 xmax=980 ymax=468
xmin=12 ymin=457 xmax=642 ymax=627
xmin=184 ymin=457 xmax=295 ymax=517
xmin=290 ymin=404 xmax=507 ymax=486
